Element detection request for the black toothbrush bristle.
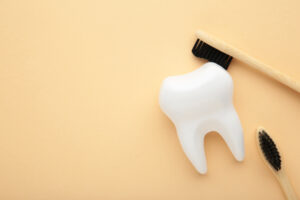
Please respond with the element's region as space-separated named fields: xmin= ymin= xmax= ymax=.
xmin=258 ymin=130 xmax=281 ymax=171
xmin=192 ymin=39 xmax=233 ymax=70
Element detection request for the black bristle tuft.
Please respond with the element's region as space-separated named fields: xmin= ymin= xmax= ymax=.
xmin=258 ymin=130 xmax=281 ymax=171
xmin=192 ymin=39 xmax=233 ymax=70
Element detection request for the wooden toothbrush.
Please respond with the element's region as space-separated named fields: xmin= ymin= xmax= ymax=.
xmin=192 ymin=30 xmax=300 ymax=93
xmin=256 ymin=127 xmax=298 ymax=200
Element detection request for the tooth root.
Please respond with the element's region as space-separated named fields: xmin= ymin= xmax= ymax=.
xmin=216 ymin=107 xmax=244 ymax=161
xmin=176 ymin=123 xmax=207 ymax=174
xmin=176 ymin=108 xmax=244 ymax=174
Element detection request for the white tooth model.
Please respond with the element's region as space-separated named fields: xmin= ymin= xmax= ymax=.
xmin=159 ymin=62 xmax=244 ymax=174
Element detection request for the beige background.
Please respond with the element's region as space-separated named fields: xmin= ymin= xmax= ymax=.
xmin=0 ymin=0 xmax=300 ymax=199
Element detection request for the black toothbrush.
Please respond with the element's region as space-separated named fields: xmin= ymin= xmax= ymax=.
xmin=256 ymin=127 xmax=298 ymax=200
xmin=192 ymin=30 xmax=300 ymax=93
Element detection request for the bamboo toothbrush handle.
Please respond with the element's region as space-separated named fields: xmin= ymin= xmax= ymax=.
xmin=196 ymin=30 xmax=300 ymax=93
xmin=277 ymin=170 xmax=298 ymax=200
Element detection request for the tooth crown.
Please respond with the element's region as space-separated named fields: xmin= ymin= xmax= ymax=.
xmin=159 ymin=62 xmax=244 ymax=174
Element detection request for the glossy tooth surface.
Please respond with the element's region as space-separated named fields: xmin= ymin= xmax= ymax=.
xmin=159 ymin=62 xmax=244 ymax=174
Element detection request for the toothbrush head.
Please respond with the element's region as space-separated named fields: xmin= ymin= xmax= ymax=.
xmin=257 ymin=128 xmax=281 ymax=171
xmin=192 ymin=39 xmax=233 ymax=70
